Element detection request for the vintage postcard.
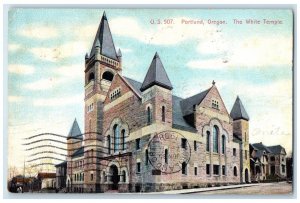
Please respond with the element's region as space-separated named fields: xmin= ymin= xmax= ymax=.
xmin=6 ymin=8 xmax=293 ymax=196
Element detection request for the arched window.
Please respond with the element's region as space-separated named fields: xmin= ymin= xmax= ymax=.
xmin=121 ymin=129 xmax=126 ymax=151
xmin=122 ymin=170 xmax=126 ymax=182
xmin=162 ymin=106 xmax=166 ymax=122
xmin=213 ymin=126 xmax=219 ymax=153
xmin=182 ymin=162 xmax=187 ymax=175
xmin=147 ymin=106 xmax=152 ymax=125
xmin=206 ymin=131 xmax=210 ymax=152
xmin=234 ymin=166 xmax=237 ymax=176
xmin=222 ymin=135 xmax=226 ymax=154
xmin=102 ymin=171 xmax=106 ymax=183
xmin=113 ymin=124 xmax=120 ymax=152
xmin=145 ymin=149 xmax=149 ymax=165
xmin=165 ymin=149 xmax=169 ymax=164
xmin=107 ymin=135 xmax=111 ymax=154
xmin=88 ymin=72 xmax=95 ymax=82
xmin=102 ymin=71 xmax=114 ymax=81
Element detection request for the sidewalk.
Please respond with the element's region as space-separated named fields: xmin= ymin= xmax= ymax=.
xmin=147 ymin=183 xmax=266 ymax=194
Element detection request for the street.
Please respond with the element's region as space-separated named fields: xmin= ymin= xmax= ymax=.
xmin=191 ymin=182 xmax=292 ymax=195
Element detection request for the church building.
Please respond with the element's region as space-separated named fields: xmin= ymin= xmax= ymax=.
xmin=65 ymin=12 xmax=251 ymax=193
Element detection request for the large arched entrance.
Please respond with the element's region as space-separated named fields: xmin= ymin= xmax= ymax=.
xmin=245 ymin=168 xmax=249 ymax=183
xmin=109 ymin=165 xmax=119 ymax=190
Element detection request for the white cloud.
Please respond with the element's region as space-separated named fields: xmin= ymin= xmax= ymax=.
xmin=19 ymin=25 xmax=58 ymax=39
xmin=8 ymin=43 xmax=21 ymax=52
xmin=187 ymin=58 xmax=229 ymax=70
xmin=117 ymin=47 xmax=132 ymax=53
xmin=23 ymin=64 xmax=83 ymax=91
xmin=24 ymin=77 xmax=64 ymax=90
xmin=33 ymin=94 xmax=83 ymax=106
xmin=8 ymin=96 xmax=24 ymax=103
xmin=55 ymin=64 xmax=83 ymax=78
xmin=109 ymin=17 xmax=218 ymax=45
xmin=29 ymin=41 xmax=89 ymax=62
xmin=188 ymin=35 xmax=293 ymax=70
xmin=8 ymin=64 xmax=35 ymax=75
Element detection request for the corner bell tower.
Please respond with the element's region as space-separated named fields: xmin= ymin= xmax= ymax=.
xmin=83 ymin=11 xmax=121 ymax=192
xmin=230 ymin=96 xmax=250 ymax=183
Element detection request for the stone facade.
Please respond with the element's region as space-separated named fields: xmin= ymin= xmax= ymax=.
xmin=64 ymin=12 xmax=253 ymax=193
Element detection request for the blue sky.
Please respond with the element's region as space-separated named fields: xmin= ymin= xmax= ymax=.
xmin=7 ymin=9 xmax=293 ymax=171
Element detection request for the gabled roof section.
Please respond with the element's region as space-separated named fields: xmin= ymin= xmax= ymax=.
xmin=172 ymin=95 xmax=197 ymax=132
xmin=89 ymin=11 xmax=118 ymax=60
xmin=180 ymin=88 xmax=211 ymax=116
xmin=230 ymin=96 xmax=250 ymax=121
xmin=67 ymin=118 xmax=82 ymax=140
xmin=123 ymin=76 xmax=142 ymax=96
xmin=252 ymin=142 xmax=272 ymax=153
xmin=72 ymin=147 xmax=84 ymax=158
xmin=268 ymin=145 xmax=286 ymax=155
xmin=140 ymin=52 xmax=173 ymax=92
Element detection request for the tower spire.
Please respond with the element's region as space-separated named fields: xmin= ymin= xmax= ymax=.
xmin=89 ymin=11 xmax=118 ymax=60
xmin=140 ymin=52 xmax=173 ymax=91
xmin=230 ymin=96 xmax=250 ymax=121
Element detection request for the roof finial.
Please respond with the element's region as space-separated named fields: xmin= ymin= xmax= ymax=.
xmin=212 ymin=80 xmax=216 ymax=86
xmin=117 ymin=48 xmax=122 ymax=57
xmin=102 ymin=11 xmax=107 ymax=19
xmin=154 ymin=52 xmax=159 ymax=58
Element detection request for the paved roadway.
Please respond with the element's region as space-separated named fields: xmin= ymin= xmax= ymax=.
xmin=191 ymin=182 xmax=292 ymax=195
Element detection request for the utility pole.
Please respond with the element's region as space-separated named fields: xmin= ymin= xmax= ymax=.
xmin=22 ymin=158 xmax=25 ymax=193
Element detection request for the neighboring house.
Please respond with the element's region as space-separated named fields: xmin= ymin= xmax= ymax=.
xmin=250 ymin=142 xmax=287 ymax=181
xmin=65 ymin=11 xmax=252 ymax=193
xmin=55 ymin=161 xmax=67 ymax=189
xmin=250 ymin=144 xmax=270 ymax=181
xmin=268 ymin=145 xmax=287 ymax=178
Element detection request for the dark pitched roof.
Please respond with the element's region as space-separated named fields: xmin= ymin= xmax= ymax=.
xmin=72 ymin=147 xmax=84 ymax=158
xmin=252 ymin=142 xmax=272 ymax=153
xmin=230 ymin=96 xmax=250 ymax=121
xmin=89 ymin=12 xmax=118 ymax=60
xmin=140 ymin=52 xmax=173 ymax=92
xmin=67 ymin=119 xmax=82 ymax=140
xmin=123 ymin=76 xmax=142 ymax=96
xmin=180 ymin=88 xmax=211 ymax=116
xmin=55 ymin=161 xmax=67 ymax=167
xmin=172 ymin=95 xmax=197 ymax=132
xmin=267 ymin=145 xmax=286 ymax=155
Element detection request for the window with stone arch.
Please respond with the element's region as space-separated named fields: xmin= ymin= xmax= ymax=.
xmin=121 ymin=129 xmax=126 ymax=151
xmin=113 ymin=124 xmax=120 ymax=152
xmin=165 ymin=148 xmax=169 ymax=164
xmin=102 ymin=71 xmax=114 ymax=81
xmin=182 ymin=162 xmax=187 ymax=175
xmin=145 ymin=149 xmax=149 ymax=165
xmin=206 ymin=131 xmax=210 ymax=152
xmin=213 ymin=125 xmax=219 ymax=153
xmin=234 ymin=166 xmax=238 ymax=176
xmin=222 ymin=135 xmax=226 ymax=154
xmin=122 ymin=170 xmax=126 ymax=183
xmin=162 ymin=106 xmax=166 ymax=122
xmin=147 ymin=106 xmax=152 ymax=125
xmin=107 ymin=135 xmax=111 ymax=154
